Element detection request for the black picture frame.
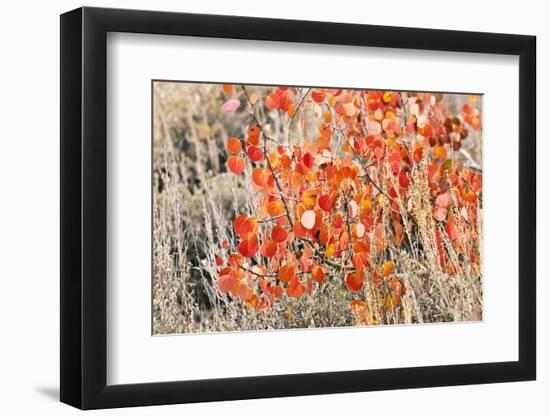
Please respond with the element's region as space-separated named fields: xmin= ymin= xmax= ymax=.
xmin=60 ymin=6 xmax=536 ymax=410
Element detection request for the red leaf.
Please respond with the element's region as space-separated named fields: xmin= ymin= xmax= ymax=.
xmin=227 ymin=155 xmax=246 ymax=174
xmin=311 ymin=91 xmax=326 ymax=103
xmin=287 ymin=277 xmax=305 ymax=298
xmin=318 ymin=194 xmax=334 ymax=212
xmin=238 ymin=234 xmax=259 ymax=258
xmin=260 ymin=240 xmax=277 ymax=257
xmin=398 ymin=168 xmax=410 ymax=189
xmin=278 ymin=264 xmax=295 ymax=282
xmin=233 ymin=215 xmax=255 ymax=236
xmin=345 ymin=271 xmax=363 ymax=291
xmin=311 ymin=264 xmax=325 ymax=284
xmin=247 ymin=146 xmax=264 ymax=162
xmin=271 ymin=225 xmax=288 ymax=243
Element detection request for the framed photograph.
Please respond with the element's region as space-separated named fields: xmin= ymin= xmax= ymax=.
xmin=60 ymin=6 xmax=536 ymax=409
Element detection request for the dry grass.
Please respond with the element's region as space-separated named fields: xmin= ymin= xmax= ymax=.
xmin=152 ymin=82 xmax=482 ymax=334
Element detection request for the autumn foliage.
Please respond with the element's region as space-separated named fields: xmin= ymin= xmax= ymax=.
xmin=215 ymin=85 xmax=482 ymax=326
xmin=153 ymin=81 xmax=483 ymax=334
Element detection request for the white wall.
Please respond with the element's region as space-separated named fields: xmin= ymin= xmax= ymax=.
xmin=0 ymin=0 xmax=544 ymax=415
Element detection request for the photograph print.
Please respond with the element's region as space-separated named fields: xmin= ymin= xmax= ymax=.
xmin=152 ymin=81 xmax=483 ymax=335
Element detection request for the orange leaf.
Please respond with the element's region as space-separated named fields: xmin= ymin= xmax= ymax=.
xmin=434 ymin=145 xmax=447 ymax=160
xmin=280 ymin=154 xmax=292 ymax=169
xmin=251 ymin=167 xmax=269 ymax=187
xmin=278 ymin=264 xmax=295 ymax=282
xmin=345 ymin=271 xmax=363 ymax=291
xmin=287 ymin=277 xmax=305 ymax=298
xmin=235 ymin=282 xmax=250 ymax=300
xmin=265 ymin=94 xmax=279 ymax=110
xmin=218 ymin=272 xmax=237 ymax=294
xmin=382 ymin=260 xmax=395 ymax=277
xmin=260 ymin=240 xmax=278 ymax=257
xmin=311 ymin=264 xmax=325 ymax=284
xmin=233 ymin=215 xmax=255 ymax=236
xmin=287 ymin=102 xmax=296 ymax=117
xmin=267 ymin=200 xmax=286 ymax=217
xmin=270 ymin=285 xmax=284 ymax=298
xmin=227 ymin=155 xmax=246 ymax=174
xmin=445 ymin=216 xmax=458 ymax=241
xmin=248 ymin=125 xmax=261 ymax=137
xmin=247 ymin=146 xmax=264 ymax=162
xmin=271 ymin=225 xmax=288 ymax=243
xmin=244 ymin=293 xmax=259 ymax=308
xmin=227 ymin=137 xmax=242 ymax=154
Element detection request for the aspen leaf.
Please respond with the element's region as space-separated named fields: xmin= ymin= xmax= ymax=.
xmin=300 ymin=210 xmax=316 ymax=230
xmin=311 ymin=91 xmax=325 ymax=103
xmin=287 ymin=278 xmax=305 ymax=298
xmin=238 ymin=234 xmax=259 ymax=258
xmin=433 ymin=207 xmax=447 ymax=222
xmin=348 ymin=200 xmax=358 ymax=218
xmin=221 ymin=98 xmax=240 ymax=113
xmin=398 ymin=168 xmax=410 ymax=189
xmin=227 ymin=137 xmax=242 ymax=154
xmin=382 ymin=260 xmax=395 ymax=277
xmin=287 ymin=102 xmax=297 ymax=117
xmin=270 ymin=285 xmax=284 ymax=298
xmin=265 ymin=94 xmax=279 ymax=110
xmin=267 ymin=200 xmax=285 ymax=217
xmin=367 ymin=120 xmax=382 ymax=135
xmin=343 ymin=102 xmax=356 ymax=117
xmin=319 ymin=194 xmax=334 ymax=212
xmin=244 ymin=293 xmax=259 ymax=308
xmin=435 ymin=193 xmax=450 ymax=208
xmin=233 ymin=215 xmax=255 ymax=236
xmin=278 ymin=264 xmax=294 ymax=282
xmin=355 ymin=223 xmax=365 ymax=238
xmin=227 ymin=156 xmax=246 ymax=174
xmin=247 ymin=146 xmax=264 ymax=162
xmin=345 ymin=272 xmax=363 ymax=291
xmin=271 ymin=225 xmax=288 ymax=243
xmin=311 ymin=264 xmax=325 ymax=284
xmin=218 ymin=273 xmax=237 ymax=294
xmin=251 ymin=168 xmax=269 ymax=187
xmin=260 ymin=240 xmax=277 ymax=257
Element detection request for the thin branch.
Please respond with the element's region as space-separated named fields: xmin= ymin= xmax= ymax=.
xmin=240 ymin=264 xmax=277 ymax=278
xmin=257 ymin=213 xmax=287 ymax=224
xmin=288 ymin=87 xmax=311 ymax=148
xmin=242 ymin=85 xmax=295 ymax=228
